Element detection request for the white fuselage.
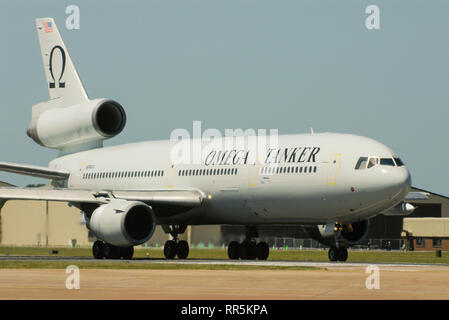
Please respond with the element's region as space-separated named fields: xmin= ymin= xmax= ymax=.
xmin=49 ymin=133 xmax=411 ymax=225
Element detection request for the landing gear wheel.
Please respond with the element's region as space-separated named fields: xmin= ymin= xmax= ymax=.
xmin=337 ymin=247 xmax=348 ymax=262
xmin=228 ymin=241 xmax=240 ymax=260
xmin=164 ymin=240 xmax=177 ymax=259
xmin=177 ymin=240 xmax=189 ymax=259
xmin=104 ymin=243 xmax=119 ymax=259
xmin=93 ymin=241 xmax=105 ymax=259
xmin=239 ymin=240 xmax=257 ymax=260
xmin=118 ymin=246 xmax=134 ymax=260
xmin=256 ymin=242 xmax=269 ymax=260
xmin=328 ymin=247 xmax=338 ymax=262
xmin=239 ymin=240 xmax=250 ymax=260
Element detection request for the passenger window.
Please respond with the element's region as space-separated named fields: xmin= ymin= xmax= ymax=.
xmin=380 ymin=158 xmax=395 ymax=166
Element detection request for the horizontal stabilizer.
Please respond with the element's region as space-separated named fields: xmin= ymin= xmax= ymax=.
xmin=0 ymin=162 xmax=69 ymax=180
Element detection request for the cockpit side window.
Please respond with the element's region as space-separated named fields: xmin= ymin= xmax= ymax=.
xmin=394 ymin=158 xmax=404 ymax=167
xmin=367 ymin=157 xmax=379 ymax=168
xmin=355 ymin=157 xmax=368 ymax=170
xmin=380 ymin=158 xmax=395 ymax=166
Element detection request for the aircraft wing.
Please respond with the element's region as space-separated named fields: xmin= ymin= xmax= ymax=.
xmin=0 ymin=162 xmax=69 ymax=180
xmin=0 ymin=187 xmax=204 ymax=209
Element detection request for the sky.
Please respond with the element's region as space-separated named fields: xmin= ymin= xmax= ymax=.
xmin=1 ymin=1 xmax=448 ymax=195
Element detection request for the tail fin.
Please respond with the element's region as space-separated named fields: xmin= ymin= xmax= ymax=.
xmin=35 ymin=18 xmax=88 ymax=106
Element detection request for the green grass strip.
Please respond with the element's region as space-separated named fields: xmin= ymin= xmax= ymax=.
xmin=0 ymin=260 xmax=323 ymax=271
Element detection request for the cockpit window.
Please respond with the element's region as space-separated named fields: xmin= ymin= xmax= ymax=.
xmin=394 ymin=158 xmax=404 ymax=167
xmin=355 ymin=157 xmax=368 ymax=170
xmin=367 ymin=157 xmax=379 ymax=168
xmin=380 ymin=158 xmax=395 ymax=166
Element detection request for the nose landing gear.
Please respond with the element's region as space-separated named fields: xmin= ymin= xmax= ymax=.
xmin=328 ymin=246 xmax=348 ymax=262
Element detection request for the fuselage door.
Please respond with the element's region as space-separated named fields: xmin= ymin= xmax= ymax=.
xmin=326 ymin=154 xmax=342 ymax=185
xmin=167 ymin=162 xmax=177 ymax=188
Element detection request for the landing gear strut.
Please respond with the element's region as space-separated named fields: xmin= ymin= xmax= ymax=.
xmin=227 ymin=226 xmax=269 ymax=260
xmin=328 ymin=246 xmax=348 ymax=262
xmin=162 ymin=224 xmax=190 ymax=259
xmin=92 ymin=240 xmax=134 ymax=260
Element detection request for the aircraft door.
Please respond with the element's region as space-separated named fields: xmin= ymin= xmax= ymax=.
xmin=326 ymin=154 xmax=341 ymax=185
xmin=167 ymin=162 xmax=177 ymax=188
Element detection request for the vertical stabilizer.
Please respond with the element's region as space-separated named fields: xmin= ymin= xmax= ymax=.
xmin=35 ymin=18 xmax=88 ymax=106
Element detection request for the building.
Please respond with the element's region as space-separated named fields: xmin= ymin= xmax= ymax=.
xmin=402 ymin=218 xmax=449 ymax=251
xmin=0 ymin=199 xmax=221 ymax=248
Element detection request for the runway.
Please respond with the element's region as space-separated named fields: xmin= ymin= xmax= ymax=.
xmin=1 ymin=255 xmax=449 ymax=270
xmin=1 ymin=255 xmax=449 ymax=299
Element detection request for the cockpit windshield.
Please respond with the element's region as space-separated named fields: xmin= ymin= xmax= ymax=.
xmin=355 ymin=156 xmax=404 ymax=169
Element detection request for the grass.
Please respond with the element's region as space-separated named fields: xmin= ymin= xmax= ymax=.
xmin=0 ymin=260 xmax=322 ymax=271
xmin=1 ymin=246 xmax=448 ymax=265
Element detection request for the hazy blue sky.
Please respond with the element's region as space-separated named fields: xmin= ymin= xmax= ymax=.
xmin=1 ymin=1 xmax=448 ymax=195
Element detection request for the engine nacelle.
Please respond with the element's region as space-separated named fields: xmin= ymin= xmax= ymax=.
xmin=305 ymin=220 xmax=370 ymax=247
xmin=382 ymin=202 xmax=416 ymax=216
xmin=88 ymin=200 xmax=156 ymax=246
xmin=27 ymin=98 xmax=126 ymax=149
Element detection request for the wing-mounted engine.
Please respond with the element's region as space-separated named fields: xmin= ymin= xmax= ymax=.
xmin=305 ymin=220 xmax=370 ymax=247
xmin=87 ymin=200 xmax=156 ymax=246
xmin=27 ymin=98 xmax=126 ymax=152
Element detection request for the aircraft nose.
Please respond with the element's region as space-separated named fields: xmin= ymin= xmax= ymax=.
xmin=384 ymin=167 xmax=411 ymax=199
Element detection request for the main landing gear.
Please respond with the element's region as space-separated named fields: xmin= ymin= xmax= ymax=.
xmin=92 ymin=240 xmax=134 ymax=259
xmin=227 ymin=226 xmax=269 ymax=260
xmin=162 ymin=224 xmax=190 ymax=259
xmin=328 ymin=246 xmax=348 ymax=262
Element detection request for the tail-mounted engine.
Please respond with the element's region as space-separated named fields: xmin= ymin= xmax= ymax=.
xmin=27 ymin=98 xmax=126 ymax=151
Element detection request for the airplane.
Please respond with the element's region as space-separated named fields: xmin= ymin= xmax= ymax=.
xmin=0 ymin=18 xmax=426 ymax=262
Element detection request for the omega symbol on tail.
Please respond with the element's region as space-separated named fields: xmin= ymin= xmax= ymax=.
xmin=49 ymin=45 xmax=66 ymax=88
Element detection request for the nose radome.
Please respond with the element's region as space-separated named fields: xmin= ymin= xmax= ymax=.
xmin=392 ymin=167 xmax=412 ymax=198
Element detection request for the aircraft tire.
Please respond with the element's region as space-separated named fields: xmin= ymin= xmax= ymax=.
xmin=228 ymin=241 xmax=240 ymax=259
xmin=92 ymin=240 xmax=105 ymax=259
xmin=177 ymin=240 xmax=189 ymax=259
xmin=256 ymin=242 xmax=269 ymax=260
xmin=119 ymin=246 xmax=134 ymax=260
xmin=337 ymin=247 xmax=348 ymax=262
xmin=328 ymin=247 xmax=338 ymax=262
xmin=239 ymin=240 xmax=250 ymax=260
xmin=164 ymin=240 xmax=177 ymax=259
xmin=104 ymin=243 xmax=120 ymax=259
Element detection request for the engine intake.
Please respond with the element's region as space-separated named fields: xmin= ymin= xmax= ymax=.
xmin=27 ymin=98 xmax=126 ymax=150
xmin=305 ymin=220 xmax=370 ymax=247
xmin=88 ymin=200 xmax=156 ymax=246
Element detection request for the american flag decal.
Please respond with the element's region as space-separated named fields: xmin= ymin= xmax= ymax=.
xmin=43 ymin=22 xmax=53 ymax=33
